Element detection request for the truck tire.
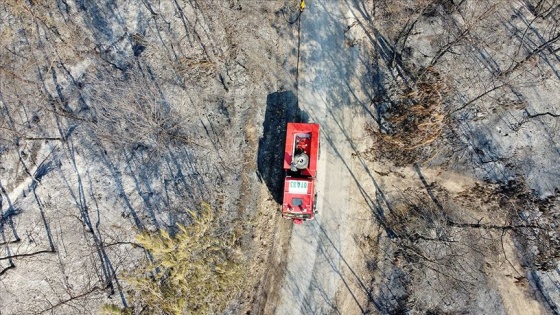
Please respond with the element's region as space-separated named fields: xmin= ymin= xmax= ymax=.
xmin=313 ymin=193 xmax=318 ymax=213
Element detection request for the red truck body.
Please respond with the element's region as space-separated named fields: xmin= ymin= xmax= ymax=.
xmin=282 ymin=123 xmax=320 ymax=224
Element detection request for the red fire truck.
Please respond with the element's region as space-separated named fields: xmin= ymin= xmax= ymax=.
xmin=281 ymin=123 xmax=320 ymax=224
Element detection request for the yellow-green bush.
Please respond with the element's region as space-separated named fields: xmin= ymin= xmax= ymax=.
xmin=105 ymin=203 xmax=244 ymax=315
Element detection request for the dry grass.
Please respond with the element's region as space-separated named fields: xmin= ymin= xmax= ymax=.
xmin=88 ymin=75 xmax=193 ymax=155
xmin=366 ymin=67 xmax=448 ymax=165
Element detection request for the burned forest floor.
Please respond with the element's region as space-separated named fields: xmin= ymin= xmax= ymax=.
xmin=1 ymin=0 xmax=560 ymax=314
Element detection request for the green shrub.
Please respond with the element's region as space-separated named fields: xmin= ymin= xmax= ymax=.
xmin=107 ymin=203 xmax=244 ymax=315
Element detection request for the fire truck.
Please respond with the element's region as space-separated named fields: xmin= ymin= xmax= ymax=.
xmin=281 ymin=123 xmax=320 ymax=224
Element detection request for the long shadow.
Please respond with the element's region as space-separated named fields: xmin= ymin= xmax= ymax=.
xmin=315 ymin=221 xmax=378 ymax=314
xmin=74 ymin=0 xmax=132 ymax=72
xmin=0 ymin=157 xmax=57 ymax=270
xmin=58 ymin=138 xmax=127 ymax=306
xmin=162 ymin=144 xmax=207 ymax=227
xmin=504 ymin=7 xmax=560 ymax=80
xmin=452 ymin=116 xmax=514 ymax=183
xmin=0 ymin=183 xmax=21 ymax=245
xmin=413 ymin=164 xmax=444 ymax=212
xmin=0 ymin=183 xmax=19 ymax=275
xmin=96 ymin=146 xmax=144 ymax=230
xmin=29 ymin=161 xmax=56 ymax=253
xmin=257 ymin=91 xmax=308 ymax=204
xmin=316 ymin=127 xmax=404 ymax=312
xmin=85 ymin=171 xmax=128 ymax=307
xmin=123 ymin=150 xmax=161 ymax=230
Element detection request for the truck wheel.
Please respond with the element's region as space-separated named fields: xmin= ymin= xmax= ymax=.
xmin=313 ymin=193 xmax=318 ymax=213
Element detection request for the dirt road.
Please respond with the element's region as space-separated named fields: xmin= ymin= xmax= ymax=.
xmin=273 ymin=1 xmax=374 ymax=314
xmin=261 ymin=1 xmax=560 ymax=314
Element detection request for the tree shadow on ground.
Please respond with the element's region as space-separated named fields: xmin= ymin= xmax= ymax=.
xmin=257 ymin=91 xmax=308 ymax=204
